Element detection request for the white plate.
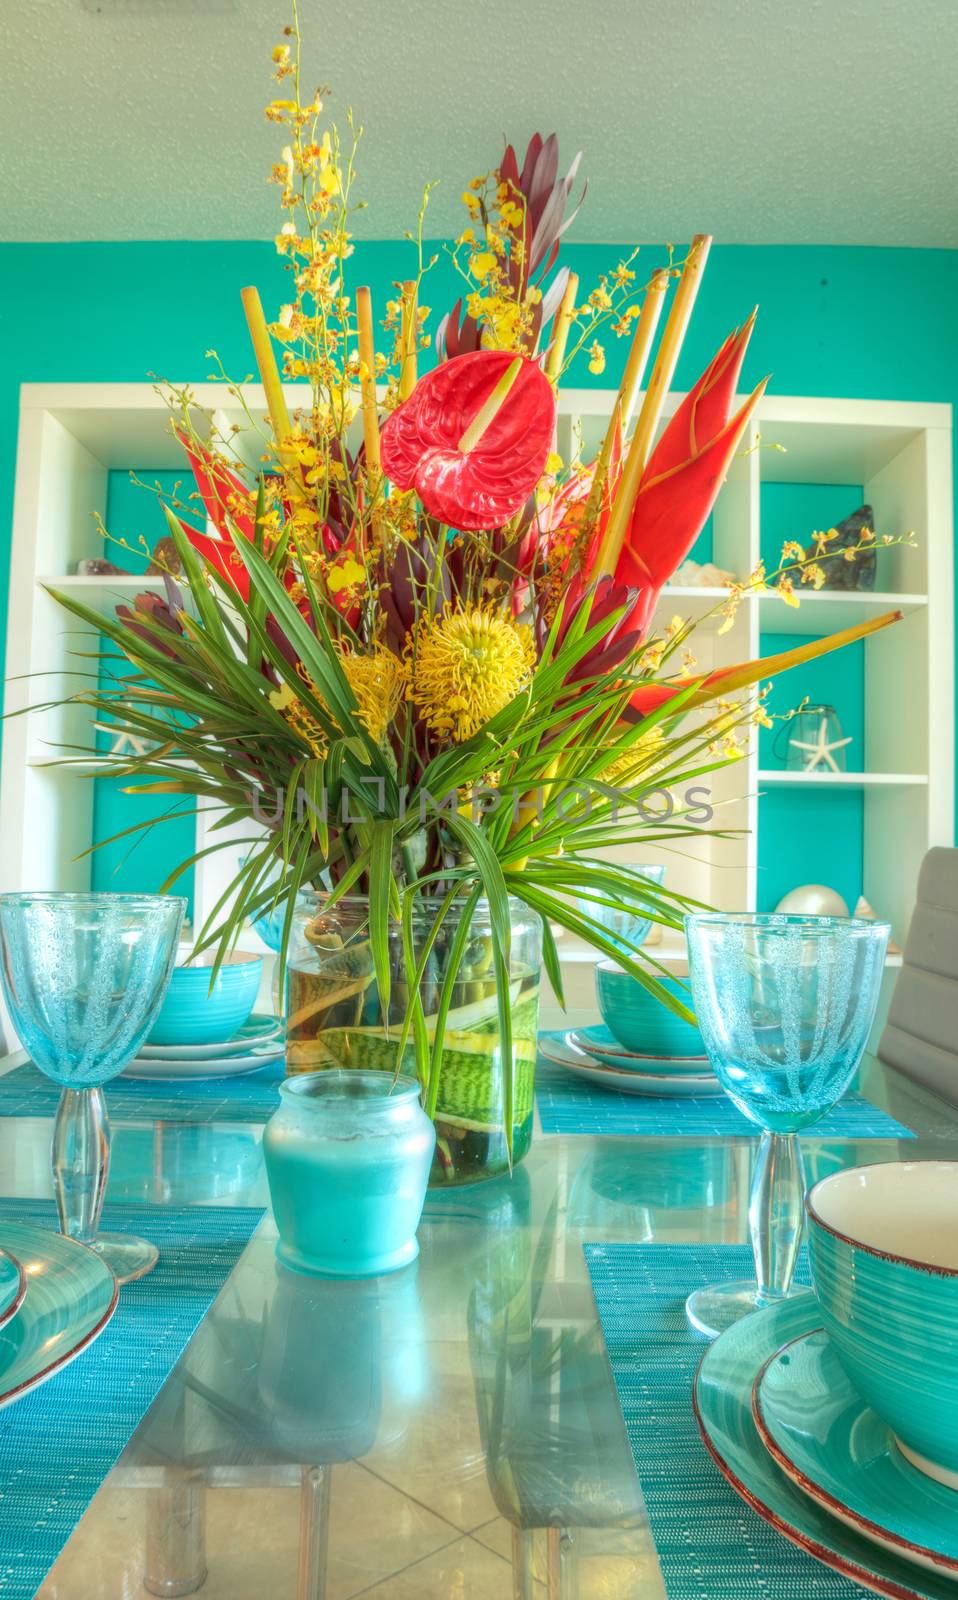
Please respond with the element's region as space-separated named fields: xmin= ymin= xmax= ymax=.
xmin=139 ymin=1013 xmax=282 ymax=1061
xmin=123 ymin=1047 xmax=283 ymax=1081
xmin=539 ymin=1033 xmax=723 ymax=1097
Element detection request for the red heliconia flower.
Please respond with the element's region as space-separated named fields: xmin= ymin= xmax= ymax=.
xmin=613 ymin=317 xmax=765 ymax=610
xmin=178 ymin=436 xmax=259 ymax=603
xmin=626 ymin=610 xmax=902 ymax=720
xmin=537 ymin=408 xmax=623 ymax=565
xmin=177 ymin=435 xmax=362 ymax=625
xmin=380 ymin=350 xmax=557 ymax=531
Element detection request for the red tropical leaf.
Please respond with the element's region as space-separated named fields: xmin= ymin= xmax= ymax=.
xmin=380 ymin=350 xmax=556 ymax=530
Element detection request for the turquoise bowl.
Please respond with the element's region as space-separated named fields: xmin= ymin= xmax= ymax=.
xmin=595 ymin=962 xmax=704 ymax=1057
xmin=263 ymin=1071 xmax=436 ymax=1278
xmin=807 ymin=1161 xmax=958 ymax=1488
xmin=147 ymin=952 xmax=262 ymax=1045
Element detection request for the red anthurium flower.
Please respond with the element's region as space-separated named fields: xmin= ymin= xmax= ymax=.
xmin=380 ymin=350 xmax=556 ymax=531
xmin=615 ymin=318 xmax=765 ymax=602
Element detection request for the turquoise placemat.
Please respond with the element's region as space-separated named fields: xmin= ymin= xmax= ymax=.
xmin=0 ymin=1060 xmax=284 ymax=1126
xmin=585 ymin=1241 xmax=874 ymax=1599
xmin=0 ymin=1198 xmax=263 ymax=1597
xmin=536 ymin=1059 xmax=915 ymax=1140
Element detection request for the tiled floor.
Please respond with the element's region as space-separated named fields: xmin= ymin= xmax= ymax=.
xmin=36 ymin=1472 xmax=521 ymax=1599
xmin=36 ymin=1468 xmax=663 ymax=1597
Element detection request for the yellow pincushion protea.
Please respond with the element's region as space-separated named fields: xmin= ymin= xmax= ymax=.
xmin=408 ymin=605 xmax=536 ymax=742
xmin=600 ymin=727 xmax=666 ymax=787
xmin=338 ymin=644 xmax=407 ymax=746
xmin=270 ymin=646 xmax=406 ymax=751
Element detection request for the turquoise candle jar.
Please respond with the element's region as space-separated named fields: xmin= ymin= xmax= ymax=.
xmin=263 ymin=1071 xmax=436 ymax=1278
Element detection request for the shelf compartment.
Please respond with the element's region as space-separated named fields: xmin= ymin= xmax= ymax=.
xmin=756 ymin=589 xmax=926 ymax=636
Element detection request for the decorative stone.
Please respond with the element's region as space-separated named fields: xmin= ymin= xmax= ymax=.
xmin=805 ymin=504 xmax=877 ymax=591
xmin=76 ymin=557 xmax=131 ymax=577
xmin=672 ymin=558 xmax=737 ymax=588
xmin=146 ymin=535 xmax=184 ymax=576
xmin=854 ymin=894 xmax=902 ymax=955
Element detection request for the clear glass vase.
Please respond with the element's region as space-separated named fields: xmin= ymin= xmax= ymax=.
xmin=285 ymin=894 xmax=543 ymax=1187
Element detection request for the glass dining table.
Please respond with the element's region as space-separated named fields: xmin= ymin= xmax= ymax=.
xmin=1 ymin=1049 xmax=954 ymax=1600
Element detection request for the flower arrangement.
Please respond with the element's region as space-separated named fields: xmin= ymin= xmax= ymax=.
xmin=46 ymin=6 xmax=902 ymax=1181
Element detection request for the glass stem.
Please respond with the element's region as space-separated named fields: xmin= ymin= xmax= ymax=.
xmin=749 ymin=1130 xmax=806 ymax=1306
xmin=52 ymin=1086 xmax=110 ymax=1245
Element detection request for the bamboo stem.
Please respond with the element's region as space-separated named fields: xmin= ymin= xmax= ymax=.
xmin=620 ymin=268 xmax=671 ymax=431
xmin=458 ymin=357 xmax=523 ymax=453
xmin=580 ymin=269 xmax=670 ymax=544
xmin=399 ymin=280 xmax=418 ymax=402
xmin=240 ymin=286 xmax=293 ymax=447
xmin=544 ymin=272 xmax=579 ymax=383
xmin=594 ymin=235 xmax=712 ymax=580
xmin=356 ymin=287 xmax=385 ymax=534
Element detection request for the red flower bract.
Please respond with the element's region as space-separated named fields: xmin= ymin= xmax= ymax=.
xmin=380 ymin=350 xmax=556 ymax=531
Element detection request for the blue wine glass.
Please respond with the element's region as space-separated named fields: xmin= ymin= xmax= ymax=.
xmin=684 ymin=912 xmax=889 ymax=1338
xmin=0 ymin=892 xmax=185 ymax=1282
xmin=577 ymin=863 xmax=666 ymax=954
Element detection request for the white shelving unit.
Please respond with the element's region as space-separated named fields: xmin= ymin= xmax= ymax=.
xmin=1 ymin=383 xmax=953 ymax=1029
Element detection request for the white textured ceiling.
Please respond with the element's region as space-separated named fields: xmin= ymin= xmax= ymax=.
xmin=2 ymin=0 xmax=958 ymax=245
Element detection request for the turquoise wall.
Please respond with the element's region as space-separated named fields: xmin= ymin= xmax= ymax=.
xmin=0 ymin=240 xmax=955 ymax=910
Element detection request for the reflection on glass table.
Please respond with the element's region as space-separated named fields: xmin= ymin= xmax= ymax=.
xmin=0 ymin=1049 xmax=946 ymax=1599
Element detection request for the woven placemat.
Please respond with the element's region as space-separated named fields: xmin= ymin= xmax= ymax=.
xmin=0 ymin=1198 xmax=263 ymax=1597
xmin=585 ymin=1241 xmax=875 ymax=1599
xmin=537 ymin=1059 xmax=914 ymax=1140
xmin=0 ymin=1060 xmax=284 ymax=1126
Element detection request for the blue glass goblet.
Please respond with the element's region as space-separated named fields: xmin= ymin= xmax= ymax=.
xmin=0 ymin=892 xmax=185 ymax=1283
xmin=684 ymin=912 xmax=889 ymax=1338
xmin=577 ymin=863 xmax=666 ymax=955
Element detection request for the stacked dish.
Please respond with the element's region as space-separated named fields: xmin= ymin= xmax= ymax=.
xmin=0 ymin=1225 xmax=117 ymax=1408
xmin=540 ymin=961 xmax=721 ymax=1097
xmin=121 ymin=951 xmax=283 ymax=1079
xmin=695 ymin=1161 xmax=958 ymax=1598
xmin=124 ymin=1013 xmax=284 ymax=1080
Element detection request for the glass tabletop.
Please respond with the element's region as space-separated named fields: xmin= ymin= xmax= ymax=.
xmin=0 ymin=1051 xmax=953 ymax=1600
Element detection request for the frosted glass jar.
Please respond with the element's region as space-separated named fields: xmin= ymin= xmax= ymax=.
xmin=263 ymin=1070 xmax=435 ymax=1278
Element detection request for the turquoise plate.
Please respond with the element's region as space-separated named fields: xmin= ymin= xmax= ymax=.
xmin=539 ymin=1033 xmax=722 ymax=1097
xmin=694 ymin=1294 xmax=958 ymax=1599
xmin=139 ymin=1013 xmax=281 ymax=1061
xmin=0 ymin=1246 xmax=26 ymax=1330
xmin=572 ymin=1024 xmax=711 ymax=1075
xmin=0 ymin=1222 xmax=118 ymax=1408
xmin=755 ymin=1329 xmax=958 ymax=1579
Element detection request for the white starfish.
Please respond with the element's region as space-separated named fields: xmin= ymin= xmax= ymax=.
xmin=92 ymin=720 xmax=151 ymax=758
xmin=790 ymin=718 xmax=853 ymax=773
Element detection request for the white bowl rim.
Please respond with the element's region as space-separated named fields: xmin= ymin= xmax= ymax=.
xmin=806 ymin=1161 xmax=958 ymax=1278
